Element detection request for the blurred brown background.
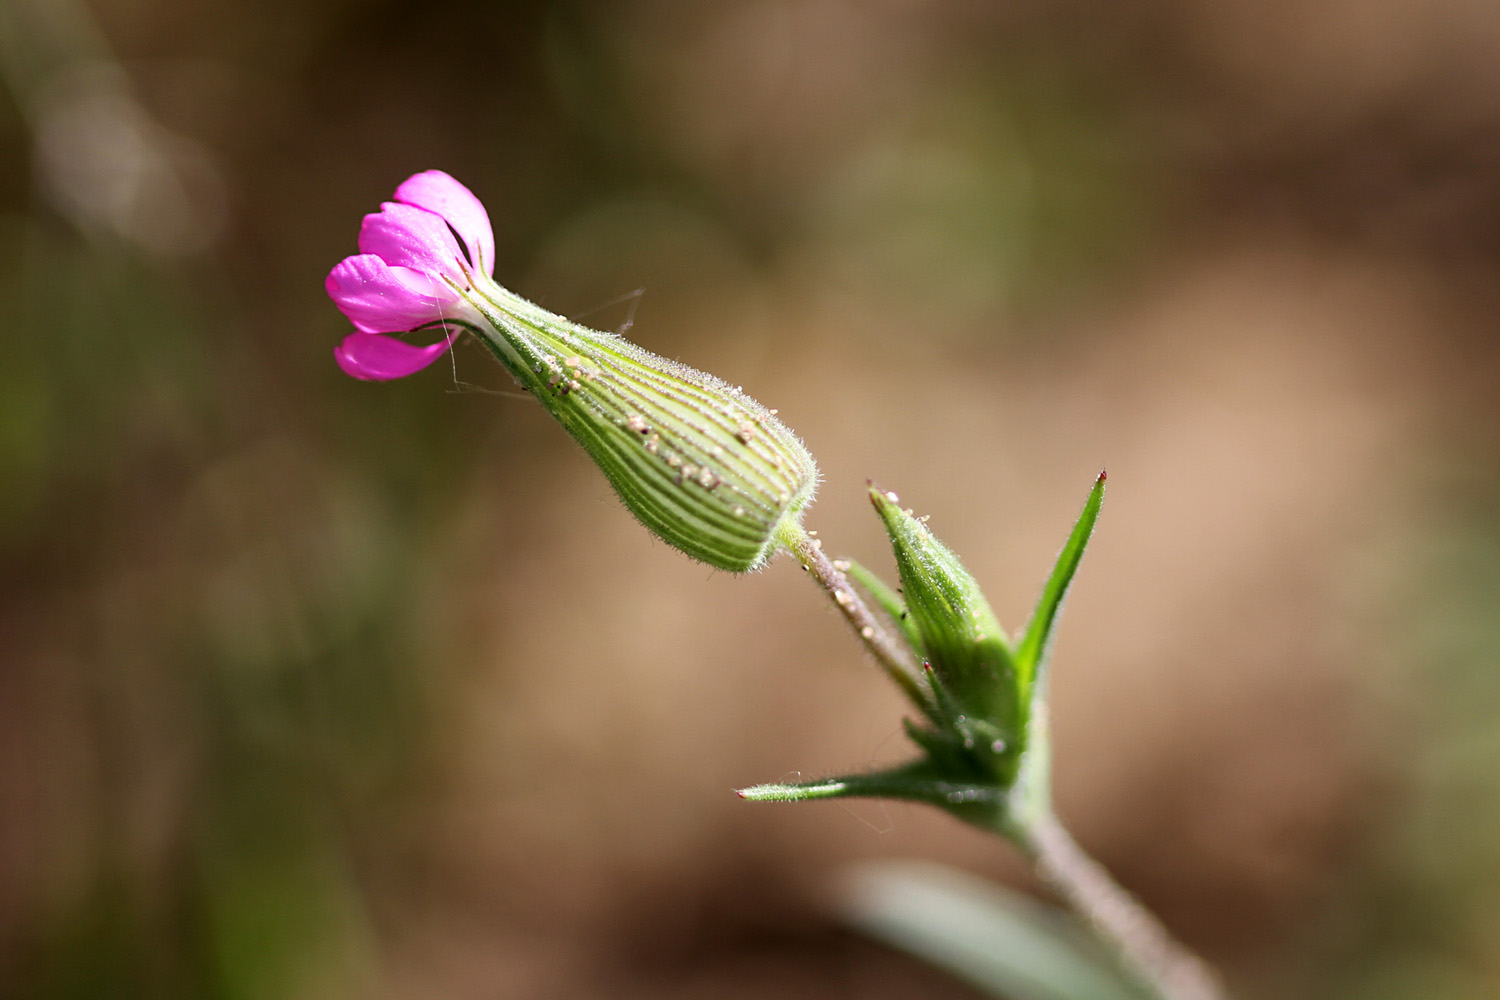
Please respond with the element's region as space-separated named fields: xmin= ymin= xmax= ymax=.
xmin=2 ymin=0 xmax=1499 ymax=997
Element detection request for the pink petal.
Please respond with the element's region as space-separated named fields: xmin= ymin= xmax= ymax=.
xmin=357 ymin=202 xmax=466 ymax=284
xmin=395 ymin=170 xmax=495 ymax=277
xmin=326 ymin=253 xmax=460 ymax=334
xmin=334 ymin=330 xmax=458 ymax=381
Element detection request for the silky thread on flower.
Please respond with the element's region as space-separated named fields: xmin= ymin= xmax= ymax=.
xmin=327 ymin=170 xmax=818 ymax=571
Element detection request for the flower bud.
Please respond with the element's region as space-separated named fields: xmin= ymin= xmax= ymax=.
xmin=325 ymin=170 xmax=816 ymax=571
xmin=468 ymin=280 xmax=818 ymax=572
xmin=869 ymin=487 xmax=1019 ymax=743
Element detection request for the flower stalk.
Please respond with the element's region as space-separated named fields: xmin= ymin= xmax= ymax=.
xmin=776 ymin=519 xmax=932 ymax=718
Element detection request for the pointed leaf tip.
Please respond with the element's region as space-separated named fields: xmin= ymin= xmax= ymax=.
xmin=737 ymin=778 xmax=854 ymax=802
xmin=1015 ymin=473 xmax=1106 ymax=695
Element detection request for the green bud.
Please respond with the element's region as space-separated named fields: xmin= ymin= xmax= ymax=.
xmin=465 ymin=279 xmax=818 ymax=572
xmin=869 ymin=487 xmax=1019 ymax=745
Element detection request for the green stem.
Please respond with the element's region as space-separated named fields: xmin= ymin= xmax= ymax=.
xmin=777 ymin=520 xmax=933 ymax=716
xmin=1012 ymin=810 xmax=1229 ymax=1000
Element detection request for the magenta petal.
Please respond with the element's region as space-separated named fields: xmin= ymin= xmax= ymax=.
xmin=357 ymin=202 xmax=465 ymax=283
xmin=326 ymin=253 xmax=459 ymax=334
xmin=394 ymin=170 xmax=495 ymax=277
xmin=334 ymin=331 xmax=457 ymax=381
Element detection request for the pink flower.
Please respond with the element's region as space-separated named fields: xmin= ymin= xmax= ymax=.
xmin=326 ymin=170 xmax=496 ymax=380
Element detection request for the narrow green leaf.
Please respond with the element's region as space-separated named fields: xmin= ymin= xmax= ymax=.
xmin=1016 ymin=472 xmax=1105 ymax=697
xmin=841 ymin=860 xmax=1151 ymax=1000
xmin=845 ymin=558 xmax=925 ymax=655
xmin=738 ymin=762 xmax=1003 ymax=812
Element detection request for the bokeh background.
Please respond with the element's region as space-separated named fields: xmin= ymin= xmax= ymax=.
xmin=3 ymin=0 xmax=1500 ymax=997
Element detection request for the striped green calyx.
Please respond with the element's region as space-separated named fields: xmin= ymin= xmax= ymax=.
xmin=462 ymin=277 xmax=817 ymax=572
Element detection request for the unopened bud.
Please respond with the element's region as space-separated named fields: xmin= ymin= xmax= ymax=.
xmin=869 ymin=487 xmax=1019 ymax=740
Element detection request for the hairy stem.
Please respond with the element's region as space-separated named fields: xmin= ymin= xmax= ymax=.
xmin=1016 ymin=811 xmax=1229 ymax=1000
xmin=778 ymin=521 xmax=932 ymax=715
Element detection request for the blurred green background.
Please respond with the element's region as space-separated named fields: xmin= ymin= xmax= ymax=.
xmin=2 ymin=0 xmax=1499 ymax=997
